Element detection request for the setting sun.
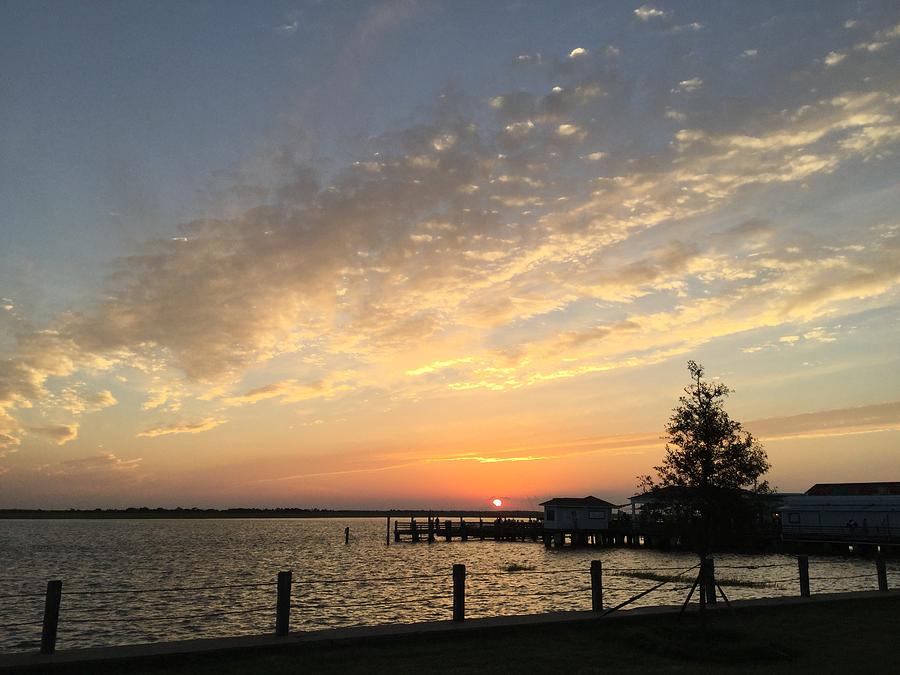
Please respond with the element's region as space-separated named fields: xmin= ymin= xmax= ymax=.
xmin=492 ymin=498 xmax=503 ymax=508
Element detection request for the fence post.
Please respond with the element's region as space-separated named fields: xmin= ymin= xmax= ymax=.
xmin=452 ymin=564 xmax=466 ymax=621
xmin=876 ymin=557 xmax=888 ymax=592
xmin=704 ymin=558 xmax=716 ymax=605
xmin=798 ymin=555 xmax=810 ymax=598
xmin=276 ymin=571 xmax=292 ymax=636
xmin=590 ymin=560 xmax=603 ymax=612
xmin=40 ymin=580 xmax=62 ymax=655
xmin=387 ymin=516 xmax=391 ymax=546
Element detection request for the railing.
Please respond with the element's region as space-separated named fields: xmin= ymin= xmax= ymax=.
xmin=1 ymin=556 xmax=896 ymax=656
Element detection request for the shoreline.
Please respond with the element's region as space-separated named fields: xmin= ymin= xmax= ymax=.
xmin=0 ymin=509 xmax=542 ymax=520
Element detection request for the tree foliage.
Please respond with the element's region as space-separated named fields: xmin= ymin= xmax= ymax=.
xmin=640 ymin=361 xmax=770 ymax=494
xmin=638 ymin=361 xmax=772 ymax=553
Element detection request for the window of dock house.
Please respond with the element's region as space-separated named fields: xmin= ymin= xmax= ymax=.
xmin=547 ymin=509 xmax=555 ymax=521
xmin=589 ymin=511 xmax=605 ymax=519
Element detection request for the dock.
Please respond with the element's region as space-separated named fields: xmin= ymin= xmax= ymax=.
xmin=393 ymin=516 xmax=543 ymax=543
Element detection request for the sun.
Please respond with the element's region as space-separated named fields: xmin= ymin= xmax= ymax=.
xmin=492 ymin=498 xmax=503 ymax=508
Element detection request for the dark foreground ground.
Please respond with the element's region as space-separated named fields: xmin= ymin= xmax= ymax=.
xmin=8 ymin=595 xmax=900 ymax=675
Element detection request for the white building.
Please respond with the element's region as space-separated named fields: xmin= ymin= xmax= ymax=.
xmin=778 ymin=482 xmax=900 ymax=544
xmin=539 ymin=496 xmax=615 ymax=531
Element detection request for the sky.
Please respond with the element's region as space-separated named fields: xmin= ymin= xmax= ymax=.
xmin=1 ymin=1 xmax=899 ymax=510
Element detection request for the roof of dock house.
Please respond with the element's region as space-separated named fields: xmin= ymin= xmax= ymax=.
xmin=538 ymin=496 xmax=617 ymax=508
xmin=806 ymin=482 xmax=900 ymax=496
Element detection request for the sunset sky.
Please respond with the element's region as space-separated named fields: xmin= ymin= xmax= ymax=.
xmin=1 ymin=1 xmax=899 ymax=510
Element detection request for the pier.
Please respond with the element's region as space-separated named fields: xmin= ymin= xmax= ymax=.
xmin=392 ymin=515 xmax=694 ymax=550
xmin=393 ymin=516 xmax=543 ymax=543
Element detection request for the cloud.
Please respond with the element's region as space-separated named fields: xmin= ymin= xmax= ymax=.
xmin=54 ymin=452 xmax=142 ymax=474
xmin=137 ymin=418 xmax=225 ymax=438
xmin=672 ymin=78 xmax=703 ymax=94
xmin=1 ymin=13 xmax=900 ymax=448
xmin=670 ymin=22 xmax=703 ymax=33
xmin=568 ymin=47 xmax=587 ymax=59
xmin=26 ymin=423 xmax=79 ymax=445
xmin=223 ymin=374 xmax=355 ymax=406
xmin=274 ymin=21 xmax=298 ymax=36
xmin=747 ymin=401 xmax=900 ymax=440
xmin=824 ymin=51 xmax=846 ymax=67
xmin=634 ymin=5 xmax=668 ymax=21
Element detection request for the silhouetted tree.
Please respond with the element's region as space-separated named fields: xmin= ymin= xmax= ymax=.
xmin=639 ymin=361 xmax=770 ymax=554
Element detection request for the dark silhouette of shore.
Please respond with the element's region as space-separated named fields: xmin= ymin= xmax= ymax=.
xmin=0 ymin=507 xmax=542 ymax=520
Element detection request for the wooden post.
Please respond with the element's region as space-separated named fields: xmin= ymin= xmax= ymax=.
xmin=452 ymin=564 xmax=466 ymax=621
xmin=344 ymin=526 xmax=350 ymax=544
xmin=704 ymin=558 xmax=716 ymax=605
xmin=387 ymin=516 xmax=391 ymax=546
xmin=40 ymin=580 xmax=62 ymax=655
xmin=276 ymin=571 xmax=292 ymax=636
xmin=394 ymin=518 xmax=400 ymax=543
xmin=428 ymin=514 xmax=435 ymax=543
xmin=590 ymin=560 xmax=603 ymax=612
xmin=445 ymin=518 xmax=451 ymax=542
xmin=798 ymin=555 xmax=810 ymax=597
xmin=460 ymin=517 xmax=467 ymax=542
xmin=876 ymin=557 xmax=888 ymax=592
xmin=412 ymin=518 xmax=419 ymax=543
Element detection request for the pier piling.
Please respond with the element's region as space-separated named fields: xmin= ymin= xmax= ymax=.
xmin=40 ymin=580 xmax=62 ymax=655
xmin=452 ymin=564 xmax=466 ymax=622
xmin=275 ymin=571 xmax=292 ymax=636
xmin=590 ymin=560 xmax=603 ymax=612
xmin=876 ymin=557 xmax=888 ymax=591
xmin=798 ymin=556 xmax=810 ymax=597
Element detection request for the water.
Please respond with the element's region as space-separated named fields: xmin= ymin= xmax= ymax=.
xmin=1 ymin=518 xmax=896 ymax=653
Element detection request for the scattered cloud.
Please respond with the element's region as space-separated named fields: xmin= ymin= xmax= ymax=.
xmin=137 ymin=418 xmax=226 ymax=438
xmin=824 ymin=51 xmax=846 ymax=67
xmin=634 ymin=5 xmax=668 ymax=21
xmin=1 ymin=10 xmax=900 ymax=461
xmin=53 ymin=453 xmax=142 ymax=474
xmin=274 ymin=21 xmax=298 ymax=36
xmin=748 ymin=401 xmax=900 ymax=440
xmin=672 ymin=77 xmax=703 ymax=94
xmin=26 ymin=424 xmax=79 ymax=445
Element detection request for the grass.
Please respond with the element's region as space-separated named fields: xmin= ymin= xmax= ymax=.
xmin=9 ymin=595 xmax=899 ymax=674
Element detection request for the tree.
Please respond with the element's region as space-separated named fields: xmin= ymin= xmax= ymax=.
xmin=639 ymin=360 xmax=770 ymax=554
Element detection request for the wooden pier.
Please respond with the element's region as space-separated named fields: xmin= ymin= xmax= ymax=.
xmin=392 ymin=517 xmax=711 ymax=550
xmin=394 ymin=516 xmax=543 ymax=543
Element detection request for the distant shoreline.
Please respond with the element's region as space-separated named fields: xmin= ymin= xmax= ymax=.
xmin=0 ymin=508 xmax=543 ymax=520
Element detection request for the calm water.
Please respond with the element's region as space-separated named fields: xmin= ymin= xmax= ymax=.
xmin=1 ymin=518 xmax=897 ymax=653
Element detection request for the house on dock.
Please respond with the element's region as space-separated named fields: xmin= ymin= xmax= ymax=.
xmin=778 ymin=482 xmax=900 ymax=552
xmin=539 ymin=496 xmax=617 ymax=547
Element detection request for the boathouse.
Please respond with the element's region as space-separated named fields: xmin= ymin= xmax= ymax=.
xmin=541 ymin=496 xmax=614 ymax=530
xmin=539 ymin=496 xmax=617 ymax=547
